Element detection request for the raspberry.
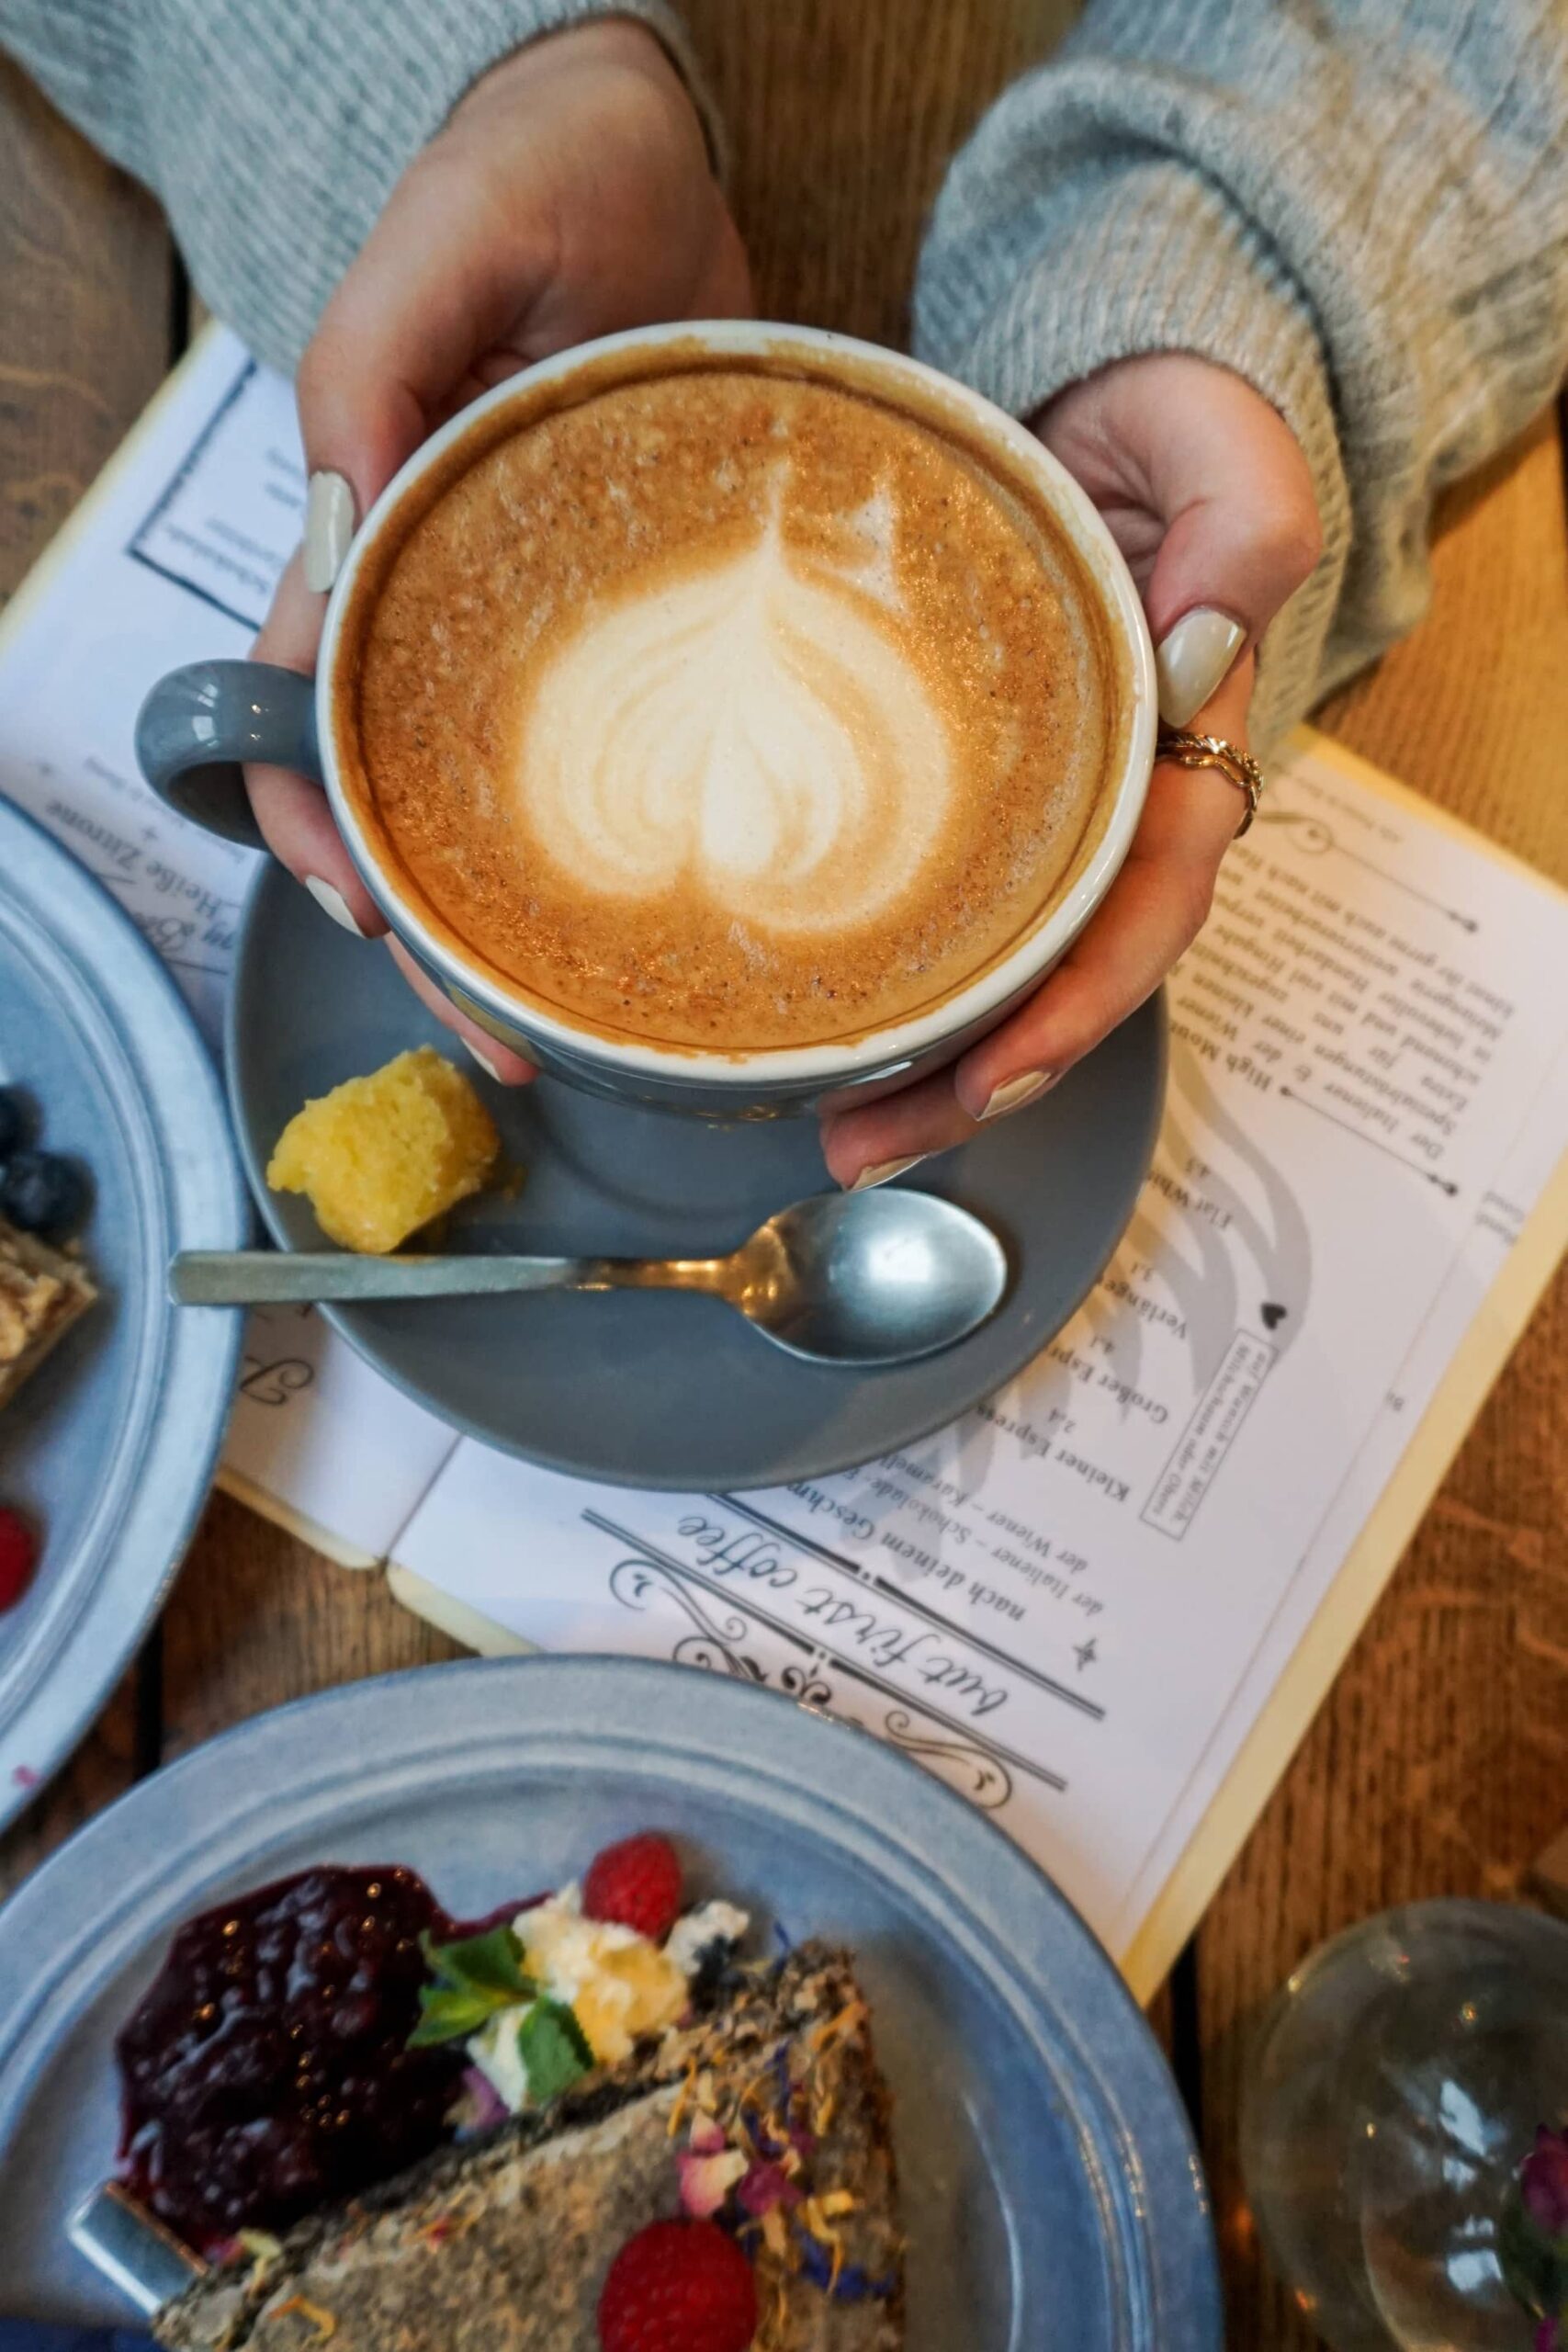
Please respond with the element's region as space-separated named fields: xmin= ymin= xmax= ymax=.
xmin=597 ymin=2218 xmax=757 ymax=2352
xmin=0 ymin=1509 xmax=39 ymax=1611
xmin=582 ymin=1832 xmax=682 ymax=1943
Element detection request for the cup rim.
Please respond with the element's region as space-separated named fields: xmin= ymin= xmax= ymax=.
xmin=316 ymin=319 xmax=1157 ymax=1085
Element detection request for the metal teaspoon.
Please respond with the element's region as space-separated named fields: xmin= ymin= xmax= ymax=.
xmin=170 ymin=1189 xmax=1009 ymax=1367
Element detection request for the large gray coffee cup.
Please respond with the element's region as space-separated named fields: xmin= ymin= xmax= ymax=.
xmin=137 ymin=322 xmax=1156 ymax=1120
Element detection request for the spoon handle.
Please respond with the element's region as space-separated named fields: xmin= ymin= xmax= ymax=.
xmin=169 ymin=1250 xmax=728 ymax=1306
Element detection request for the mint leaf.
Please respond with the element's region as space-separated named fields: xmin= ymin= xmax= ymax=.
xmin=406 ymin=1925 xmax=537 ymax=2049
xmin=518 ymin=2000 xmax=593 ymax=2102
xmin=421 ymin=1926 xmax=536 ymax=2001
xmin=408 ymin=1984 xmax=503 ymax=2048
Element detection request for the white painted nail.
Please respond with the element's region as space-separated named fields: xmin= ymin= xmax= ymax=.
xmin=848 ymin=1154 xmax=926 ymax=1193
xmin=1155 ymin=607 xmax=1245 ymax=727
xmin=460 ymin=1036 xmax=503 ymax=1083
xmin=302 ymin=469 xmax=355 ymax=593
xmin=303 ymin=874 xmax=367 ymax=935
xmin=978 ymin=1069 xmax=1058 ymax=1122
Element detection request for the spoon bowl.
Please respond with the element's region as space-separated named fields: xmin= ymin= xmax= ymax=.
xmin=728 ymin=1191 xmax=1010 ymax=1364
xmin=171 ymin=1188 xmax=1010 ymax=1367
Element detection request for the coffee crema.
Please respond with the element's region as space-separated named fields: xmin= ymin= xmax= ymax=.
xmin=336 ymin=361 xmax=1124 ymax=1053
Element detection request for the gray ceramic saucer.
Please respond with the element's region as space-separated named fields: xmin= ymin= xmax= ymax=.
xmin=0 ymin=1655 xmax=1221 ymax=2343
xmin=227 ymin=867 xmax=1165 ymax=1487
xmin=0 ymin=798 xmax=247 ymax=1827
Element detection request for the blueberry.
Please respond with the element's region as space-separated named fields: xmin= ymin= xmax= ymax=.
xmin=1 ymin=1149 xmax=89 ymax=1239
xmin=0 ymin=1088 xmax=27 ymax=1163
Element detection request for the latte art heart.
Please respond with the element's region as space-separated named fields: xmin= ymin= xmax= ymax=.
xmin=515 ymin=516 xmax=953 ymax=932
xmin=343 ymin=365 xmax=1121 ymax=1051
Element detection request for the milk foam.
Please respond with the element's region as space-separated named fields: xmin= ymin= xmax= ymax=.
xmin=515 ymin=507 xmax=953 ymax=932
xmin=344 ymin=363 xmax=1121 ymax=1051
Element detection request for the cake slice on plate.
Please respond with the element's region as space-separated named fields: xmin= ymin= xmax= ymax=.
xmin=0 ymin=1216 xmax=95 ymax=1409
xmin=153 ymin=1942 xmax=904 ymax=2352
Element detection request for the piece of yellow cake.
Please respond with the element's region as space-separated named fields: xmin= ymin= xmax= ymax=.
xmin=266 ymin=1046 xmax=501 ymax=1254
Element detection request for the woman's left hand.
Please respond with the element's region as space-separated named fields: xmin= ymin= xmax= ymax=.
xmin=243 ymin=17 xmax=750 ymax=1082
xmin=819 ymin=353 xmax=1321 ymax=1189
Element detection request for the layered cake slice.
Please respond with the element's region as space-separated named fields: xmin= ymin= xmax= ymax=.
xmin=152 ymin=1942 xmax=904 ymax=2352
xmin=0 ymin=1214 xmax=95 ymax=1409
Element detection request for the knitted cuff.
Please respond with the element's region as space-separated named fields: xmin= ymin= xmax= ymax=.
xmin=918 ymin=153 xmax=1329 ymax=473
xmin=914 ymin=153 xmax=1350 ymax=747
xmin=145 ymin=0 xmax=723 ymax=373
xmin=294 ymin=0 xmax=728 ymax=196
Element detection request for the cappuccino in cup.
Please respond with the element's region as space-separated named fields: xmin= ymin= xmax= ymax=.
xmin=137 ymin=326 xmax=1155 ymax=1116
xmin=333 ymin=351 xmax=1133 ymax=1057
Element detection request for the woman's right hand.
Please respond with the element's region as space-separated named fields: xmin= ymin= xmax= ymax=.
xmin=245 ymin=17 xmax=750 ymax=1080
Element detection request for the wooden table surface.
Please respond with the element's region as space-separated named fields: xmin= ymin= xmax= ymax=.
xmin=2 ymin=8 xmax=1565 ymax=2344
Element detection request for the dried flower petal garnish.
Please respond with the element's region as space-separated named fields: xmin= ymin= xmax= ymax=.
xmin=667 ymin=2059 xmax=701 ymax=2140
xmin=679 ymin=2146 xmax=750 ymax=2217
xmin=263 ymin=2294 xmax=338 ymax=2339
xmin=739 ymin=2159 xmax=801 ymax=2215
xmin=450 ymin=2064 xmax=509 ymax=2136
xmin=792 ymin=2233 xmax=899 ymax=2303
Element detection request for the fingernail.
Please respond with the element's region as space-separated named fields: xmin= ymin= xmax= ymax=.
xmin=303 ymin=875 xmax=368 ymax=935
xmin=978 ymin=1069 xmax=1058 ymax=1122
xmin=303 ymin=469 xmax=355 ymax=593
xmin=460 ymin=1036 xmax=503 ymax=1083
xmin=848 ymin=1154 xmax=926 ymax=1193
xmin=1156 ymin=607 xmax=1245 ymax=727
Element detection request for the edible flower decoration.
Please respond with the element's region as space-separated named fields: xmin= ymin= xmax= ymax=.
xmin=1501 ymin=2124 xmax=1568 ymax=2351
xmin=407 ymin=1922 xmax=596 ymax=2104
xmin=664 ymin=2003 xmax=897 ymax=2347
xmin=408 ymin=1926 xmax=537 ymax=2047
xmin=407 ymin=1850 xmax=739 ymax=2124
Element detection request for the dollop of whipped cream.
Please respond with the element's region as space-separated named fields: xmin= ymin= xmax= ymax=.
xmin=467 ymin=1883 xmax=750 ymax=2116
xmin=515 ymin=507 xmax=953 ymax=933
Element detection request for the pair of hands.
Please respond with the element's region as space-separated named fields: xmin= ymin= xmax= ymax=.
xmin=250 ymin=18 xmax=1321 ymax=1187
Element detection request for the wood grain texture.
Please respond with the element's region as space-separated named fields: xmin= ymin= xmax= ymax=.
xmin=0 ymin=57 xmax=171 ymax=594
xmin=678 ymin=0 xmax=1074 ymax=342
xmin=161 ymin=1494 xmax=461 ymax=1759
xmin=0 ymin=59 xmax=173 ymax=1906
xmin=1197 ymin=414 xmax=1568 ymax=2350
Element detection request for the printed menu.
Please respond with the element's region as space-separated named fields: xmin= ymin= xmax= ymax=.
xmin=385 ymin=741 xmax=1568 ymax=1950
xmin=2 ymin=327 xmax=1565 ymax=1989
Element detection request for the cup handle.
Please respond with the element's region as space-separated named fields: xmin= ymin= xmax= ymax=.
xmin=135 ymin=660 xmax=321 ymax=853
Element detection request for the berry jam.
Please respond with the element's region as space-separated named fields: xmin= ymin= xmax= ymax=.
xmin=116 ymin=1866 xmax=482 ymax=2252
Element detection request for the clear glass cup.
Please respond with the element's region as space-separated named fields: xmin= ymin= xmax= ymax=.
xmin=1239 ymin=1899 xmax=1568 ymax=2350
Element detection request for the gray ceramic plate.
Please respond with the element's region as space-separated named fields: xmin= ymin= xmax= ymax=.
xmin=227 ymin=868 xmax=1165 ymax=1486
xmin=0 ymin=1656 xmax=1221 ymax=2343
xmin=0 ymin=798 xmax=247 ymax=1827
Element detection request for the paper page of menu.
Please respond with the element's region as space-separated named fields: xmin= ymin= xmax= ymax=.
xmin=0 ymin=326 xmax=460 ymax=1560
xmin=389 ymin=741 xmax=1568 ymax=1950
xmin=0 ymin=331 xmax=284 ymax=1038
xmin=1112 ymin=1029 xmax=1568 ymax=1969
xmin=222 ymin=1304 xmax=460 ymax=1568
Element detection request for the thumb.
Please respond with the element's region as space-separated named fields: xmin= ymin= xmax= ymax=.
xmin=1113 ymin=363 xmax=1322 ymax=728
xmin=292 ymin=164 xmax=550 ymax=588
xmin=292 ymin=258 xmax=451 ymax=593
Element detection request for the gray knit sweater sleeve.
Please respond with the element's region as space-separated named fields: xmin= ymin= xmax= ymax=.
xmin=0 ymin=0 xmax=718 ymax=377
xmin=916 ymin=1 xmax=1568 ymax=748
